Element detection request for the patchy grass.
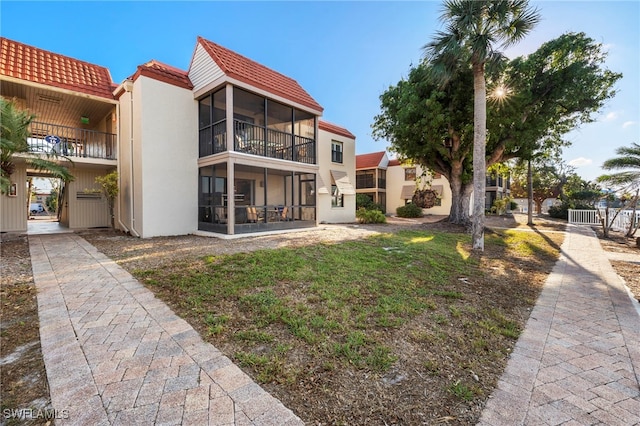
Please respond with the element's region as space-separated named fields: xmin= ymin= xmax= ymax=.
xmin=122 ymin=227 xmax=563 ymax=424
xmin=0 ymin=236 xmax=51 ymax=425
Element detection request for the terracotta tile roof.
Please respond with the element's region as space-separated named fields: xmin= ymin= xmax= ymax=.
xmin=387 ymin=159 xmax=401 ymax=167
xmin=132 ymin=60 xmax=193 ymax=90
xmin=319 ymin=120 xmax=355 ymax=139
xmin=356 ymin=151 xmax=387 ymax=169
xmin=0 ymin=37 xmax=115 ymax=99
xmin=197 ymin=37 xmax=323 ymax=112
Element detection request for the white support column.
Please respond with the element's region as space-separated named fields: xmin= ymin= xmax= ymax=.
xmin=226 ymin=84 xmax=234 ymax=152
xmin=225 ymin=84 xmax=236 ymax=235
xmin=226 ymin=83 xmax=235 ymax=235
xmin=227 ymin=159 xmax=235 ymax=235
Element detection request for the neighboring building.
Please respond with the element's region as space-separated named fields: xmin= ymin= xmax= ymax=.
xmin=355 ymin=152 xmax=453 ymax=216
xmin=31 ymin=192 xmax=50 ymax=205
xmin=386 ymin=159 xmax=452 ymax=216
xmin=512 ymin=197 xmax=559 ymax=214
xmin=317 ymin=121 xmax=356 ymax=224
xmin=0 ymin=36 xmax=356 ymax=236
xmin=485 ymin=172 xmax=511 ymax=211
xmin=355 ymin=151 xmax=389 ymax=212
xmin=1 ymin=37 xmax=117 ymax=233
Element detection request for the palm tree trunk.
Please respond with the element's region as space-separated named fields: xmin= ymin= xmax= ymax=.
xmin=626 ymin=189 xmax=639 ymax=237
xmin=471 ymin=62 xmax=486 ymax=251
xmin=527 ymin=159 xmax=533 ymax=225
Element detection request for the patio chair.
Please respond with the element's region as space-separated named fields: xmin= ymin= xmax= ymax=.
xmin=215 ymin=207 xmax=227 ymax=224
xmin=280 ymin=206 xmax=289 ymax=221
xmin=246 ymin=206 xmax=258 ymax=223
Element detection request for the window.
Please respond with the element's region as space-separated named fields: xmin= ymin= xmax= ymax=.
xmin=198 ymin=89 xmax=226 ymax=157
xmin=378 ymin=169 xmax=386 ymax=189
xmin=356 ymin=170 xmax=375 ymax=188
xmin=331 ymin=141 xmax=343 ymax=163
xmin=331 ymin=184 xmax=343 ymax=207
xmin=405 ymin=167 xmax=416 ymax=181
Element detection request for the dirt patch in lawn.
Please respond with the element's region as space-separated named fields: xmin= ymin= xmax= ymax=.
xmin=0 ymin=235 xmax=51 ymax=425
xmin=594 ymin=229 xmax=640 ymax=302
xmin=82 ymin=223 xmax=563 ymax=425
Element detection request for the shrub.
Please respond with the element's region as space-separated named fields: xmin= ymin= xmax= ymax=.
xmin=548 ymin=204 xmax=568 ymax=219
xmin=396 ymin=203 xmax=423 ymax=218
xmin=548 ymin=202 xmax=594 ymax=220
xmin=356 ymin=208 xmax=386 ymax=224
xmin=356 ymin=194 xmax=384 ymax=212
xmin=509 ymin=201 xmax=519 ymax=211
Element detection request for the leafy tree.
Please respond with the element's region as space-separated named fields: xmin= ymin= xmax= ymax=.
xmin=45 ymin=187 xmax=59 ymax=213
xmin=563 ymin=175 xmax=601 ymax=207
xmin=1 ymin=97 xmax=74 ymax=194
xmin=373 ymin=32 xmax=620 ymax=229
xmin=597 ymin=143 xmax=640 ymax=237
xmin=424 ymin=0 xmax=541 ymax=251
xmin=511 ymin=156 xmax=572 ymax=214
xmin=95 ymin=171 xmax=119 ymax=228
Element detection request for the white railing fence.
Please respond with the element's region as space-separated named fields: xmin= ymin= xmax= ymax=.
xmin=568 ymin=208 xmax=640 ymax=232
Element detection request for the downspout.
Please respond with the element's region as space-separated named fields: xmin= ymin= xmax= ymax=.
xmin=116 ymin=101 xmax=131 ymax=234
xmin=124 ymin=80 xmax=140 ymax=237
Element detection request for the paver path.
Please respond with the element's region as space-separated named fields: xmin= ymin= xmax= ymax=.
xmin=30 ymin=234 xmax=302 ymax=426
xmin=479 ymin=225 xmax=640 ymax=425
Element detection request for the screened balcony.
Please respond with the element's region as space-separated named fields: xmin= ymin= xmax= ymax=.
xmin=198 ymin=164 xmax=317 ymax=234
xmin=198 ymin=86 xmax=316 ymax=164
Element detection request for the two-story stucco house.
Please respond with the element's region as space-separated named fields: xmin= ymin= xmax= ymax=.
xmin=355 ymin=151 xmax=452 ymax=216
xmin=0 ymin=36 xmax=356 ymax=236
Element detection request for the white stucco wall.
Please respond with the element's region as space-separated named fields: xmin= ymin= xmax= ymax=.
xmin=386 ymin=163 xmax=453 ymax=216
xmin=317 ymin=128 xmax=356 ymax=224
xmin=137 ymin=77 xmax=198 ymax=237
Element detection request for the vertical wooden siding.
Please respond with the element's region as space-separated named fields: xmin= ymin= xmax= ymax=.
xmin=67 ymin=168 xmax=112 ymax=229
xmin=0 ymin=165 xmax=28 ymax=232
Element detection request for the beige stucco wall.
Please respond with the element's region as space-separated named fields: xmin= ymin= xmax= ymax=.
xmin=317 ymin=128 xmax=356 ymax=224
xmin=0 ymin=163 xmax=28 ymax=232
xmin=386 ymin=163 xmax=453 ymax=216
xmin=136 ymin=77 xmax=198 ymax=237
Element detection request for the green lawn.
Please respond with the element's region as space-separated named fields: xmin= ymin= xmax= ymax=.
xmin=131 ymin=228 xmax=562 ymax=424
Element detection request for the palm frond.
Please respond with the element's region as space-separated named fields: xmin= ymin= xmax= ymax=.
xmin=27 ymin=158 xmax=75 ymax=182
xmin=1 ymin=97 xmax=74 ymax=194
xmin=602 ymin=143 xmax=640 ymax=170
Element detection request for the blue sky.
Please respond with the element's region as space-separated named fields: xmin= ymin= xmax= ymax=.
xmin=1 ymin=1 xmax=638 ymax=183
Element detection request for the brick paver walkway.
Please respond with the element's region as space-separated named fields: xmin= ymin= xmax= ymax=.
xmin=479 ymin=225 xmax=640 ymax=425
xmin=30 ymin=234 xmax=302 ymax=426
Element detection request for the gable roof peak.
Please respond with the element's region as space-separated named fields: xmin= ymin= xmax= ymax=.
xmin=195 ymin=36 xmax=323 ymax=113
xmin=132 ymin=59 xmax=193 ymax=90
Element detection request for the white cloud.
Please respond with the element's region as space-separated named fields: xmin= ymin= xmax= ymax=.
xmin=623 ymin=121 xmax=637 ymax=129
xmin=604 ymin=111 xmax=619 ymax=121
xmin=602 ymin=43 xmax=615 ymax=52
xmin=568 ymin=157 xmax=593 ymax=167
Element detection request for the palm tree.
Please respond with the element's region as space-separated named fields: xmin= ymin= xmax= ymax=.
xmin=1 ymin=97 xmax=74 ymax=194
xmin=597 ymin=142 xmax=640 ymax=237
xmin=425 ymin=0 xmax=540 ymax=250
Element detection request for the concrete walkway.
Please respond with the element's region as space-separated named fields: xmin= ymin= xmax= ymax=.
xmin=479 ymin=225 xmax=640 ymax=425
xmin=29 ymin=233 xmax=302 ymax=426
